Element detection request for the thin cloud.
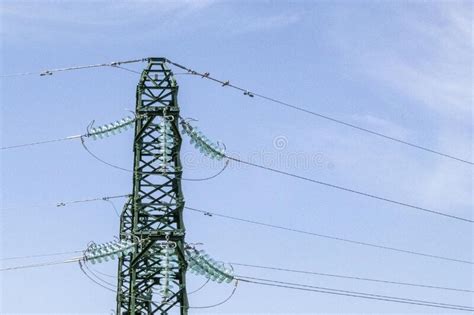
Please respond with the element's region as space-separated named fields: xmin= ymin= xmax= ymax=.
xmin=0 ymin=1 xmax=216 ymax=37
xmin=365 ymin=4 xmax=472 ymax=120
xmin=351 ymin=113 xmax=411 ymax=141
xmin=324 ymin=2 xmax=472 ymax=213
xmin=229 ymin=12 xmax=302 ymax=35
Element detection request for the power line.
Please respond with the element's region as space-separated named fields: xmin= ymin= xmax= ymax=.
xmin=5 ymin=246 xmax=469 ymax=293
xmin=112 ymin=65 xmax=142 ymax=75
xmin=103 ymin=199 xmax=121 ymax=218
xmin=80 ymin=136 xmax=133 ymax=172
xmin=3 ymin=57 xmax=471 ymax=165
xmin=0 ymin=258 xmax=80 ymax=272
xmin=2 ymin=250 xmax=471 ymax=311
xmin=166 ymin=59 xmax=473 ymax=166
xmin=0 ymin=250 xmax=84 ymax=261
xmin=2 ymin=113 xmax=134 ymax=151
xmin=179 ymin=115 xmax=471 ymax=223
xmin=184 ymin=205 xmax=472 ymax=265
xmin=79 ymin=260 xmax=117 ymax=293
xmin=188 ymin=278 xmax=210 ymax=295
xmin=188 ymin=281 xmax=239 ymax=309
xmin=2 ymin=118 xmax=230 ymax=183
xmin=3 ymin=191 xmax=471 ymax=265
xmin=238 ymin=276 xmax=473 ymax=310
xmin=225 ymin=155 xmax=473 ymax=223
xmin=0 ymin=134 xmax=82 ymax=150
xmin=1 ymin=58 xmax=147 ymax=78
xmin=0 ymin=193 xmax=130 ymax=212
xmin=3 ymin=255 xmax=470 ymax=311
xmin=231 ymin=262 xmax=473 ymax=293
xmin=5 ymin=64 xmax=469 ymax=222
xmin=80 ymin=136 xmax=231 ymax=182
xmin=81 ymin=256 xmax=472 ymax=312
xmin=81 ymin=258 xmax=239 ymax=310
xmin=237 ymin=276 xmax=474 ymax=312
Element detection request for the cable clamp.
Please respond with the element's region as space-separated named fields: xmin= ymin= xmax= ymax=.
xmin=244 ymin=90 xmax=254 ymax=97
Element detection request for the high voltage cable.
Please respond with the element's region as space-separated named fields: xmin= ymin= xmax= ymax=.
xmin=79 ymin=260 xmax=117 ymax=293
xmin=231 ymin=262 xmax=473 ymax=293
xmin=178 ymin=117 xmax=471 ymax=223
xmin=166 ymin=59 xmax=473 ymax=166
xmin=1 ymin=115 xmax=135 ymax=151
xmin=3 ymin=259 xmax=470 ymax=312
xmin=0 ymin=194 xmax=130 ymax=212
xmin=4 ymin=63 xmax=470 ymax=221
xmin=188 ymin=278 xmax=210 ymax=295
xmin=224 ymin=156 xmax=473 ymax=223
xmin=0 ymin=58 xmax=147 ymax=78
xmin=238 ymin=276 xmax=474 ymax=311
xmin=188 ymin=281 xmax=239 ymax=310
xmin=1 ymin=125 xmax=229 ymax=182
xmin=0 ymin=258 xmax=80 ymax=271
xmin=237 ymin=276 xmax=474 ymax=312
xmin=0 ymin=250 xmax=84 ymax=261
xmin=185 ymin=206 xmax=472 ymax=265
xmin=1 ymin=194 xmax=470 ymax=264
xmin=4 ymin=246 xmax=469 ymax=293
xmin=80 ymin=137 xmax=231 ymax=182
xmin=3 ymin=248 xmax=471 ymax=294
xmin=6 ymin=250 xmax=474 ymax=293
xmin=80 ymin=259 xmax=239 ymax=309
xmin=2 ymin=57 xmax=472 ymax=311
xmin=2 ymin=57 xmax=471 ymax=165
xmin=7 ymin=125 xmax=470 ymax=222
xmin=0 ymin=134 xmax=82 ymax=150
xmin=1 ymin=239 xmax=135 ymax=271
xmin=112 ymin=65 xmax=142 ymax=75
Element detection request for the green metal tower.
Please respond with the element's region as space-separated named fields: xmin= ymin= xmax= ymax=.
xmin=116 ymin=58 xmax=188 ymax=314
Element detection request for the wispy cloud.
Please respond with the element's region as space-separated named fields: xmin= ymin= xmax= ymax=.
xmin=229 ymin=12 xmax=302 ymax=35
xmin=351 ymin=113 xmax=411 ymax=140
xmin=325 ymin=2 xmax=472 ymax=215
xmin=1 ymin=1 xmax=216 ymax=23
xmin=365 ymin=3 xmax=472 ymax=120
xmin=0 ymin=1 xmax=216 ymax=38
xmin=0 ymin=1 xmax=301 ymax=42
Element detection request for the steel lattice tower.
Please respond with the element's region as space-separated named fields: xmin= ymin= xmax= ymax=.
xmin=116 ymin=58 xmax=188 ymax=315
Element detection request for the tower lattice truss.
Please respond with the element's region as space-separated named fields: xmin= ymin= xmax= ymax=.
xmin=116 ymin=58 xmax=188 ymax=315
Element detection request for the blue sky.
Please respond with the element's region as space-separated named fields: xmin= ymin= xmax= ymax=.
xmin=0 ymin=1 xmax=472 ymax=314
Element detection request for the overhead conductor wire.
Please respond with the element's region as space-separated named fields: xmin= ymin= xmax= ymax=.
xmin=0 ymin=135 xmax=83 ymax=150
xmin=236 ymin=276 xmax=474 ymax=312
xmin=1 ymin=194 xmax=471 ymax=265
xmin=80 ymin=136 xmax=230 ymax=181
xmin=80 ymin=258 xmax=238 ymax=309
xmin=177 ymin=115 xmax=472 ymax=224
xmin=224 ymin=155 xmax=472 ymax=223
xmin=230 ymin=262 xmax=474 ymax=293
xmin=0 ymin=258 xmax=81 ymax=271
xmin=0 ymin=194 xmax=130 ymax=212
xmin=1 ymin=58 xmax=147 ymax=78
xmin=0 ymin=250 xmax=84 ymax=262
xmin=166 ymin=59 xmax=473 ymax=166
xmin=3 ymin=57 xmax=471 ymax=164
xmin=184 ymin=206 xmax=472 ymax=265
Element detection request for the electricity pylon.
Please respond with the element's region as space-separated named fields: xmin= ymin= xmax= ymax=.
xmin=116 ymin=58 xmax=188 ymax=314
